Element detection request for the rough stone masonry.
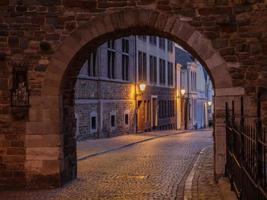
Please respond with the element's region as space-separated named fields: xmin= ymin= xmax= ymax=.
xmin=0 ymin=0 xmax=267 ymax=189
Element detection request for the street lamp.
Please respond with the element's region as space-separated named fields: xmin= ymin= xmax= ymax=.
xmin=180 ymin=88 xmax=188 ymax=130
xmin=208 ymin=101 xmax=212 ymax=107
xmin=181 ymin=89 xmax=186 ymax=96
xmin=139 ymin=83 xmax=146 ymax=93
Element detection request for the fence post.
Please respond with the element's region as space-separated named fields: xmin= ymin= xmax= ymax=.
xmin=231 ymin=101 xmax=235 ymax=155
xmin=232 ymin=100 xmax=235 ymax=128
xmin=240 ymin=96 xmax=244 ymax=159
xmin=256 ymin=88 xmax=263 ymax=197
xmin=240 ymin=96 xmax=245 ymax=199
xmin=225 ymin=102 xmax=229 ymax=177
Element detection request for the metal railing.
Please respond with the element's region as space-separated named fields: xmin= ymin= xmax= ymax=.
xmin=225 ymin=93 xmax=267 ymax=200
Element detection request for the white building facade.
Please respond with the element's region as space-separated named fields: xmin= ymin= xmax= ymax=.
xmin=176 ymin=46 xmax=214 ymax=130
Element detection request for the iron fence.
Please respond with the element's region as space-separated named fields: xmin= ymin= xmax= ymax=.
xmin=225 ymin=92 xmax=267 ymax=200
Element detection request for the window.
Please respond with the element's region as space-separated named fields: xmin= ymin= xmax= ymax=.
xmin=122 ymin=55 xmax=129 ymax=81
xmin=159 ymin=101 xmax=162 ymax=118
xmin=159 ymin=38 xmax=165 ymax=50
xmin=149 ymin=55 xmax=157 ymax=84
xmin=107 ymin=50 xmax=115 ymax=79
xmin=90 ymin=112 xmax=97 ymax=133
xmin=91 ymin=116 xmax=96 ymax=130
xmin=122 ymin=38 xmax=129 ymax=53
xmin=111 ymin=114 xmax=116 ymax=128
xmin=108 ymin=40 xmax=115 ymax=49
xmin=88 ymin=51 xmax=97 ymax=77
xmin=159 ymin=58 xmax=166 ymax=85
xmin=167 ymin=62 xmax=174 ymax=86
xmin=190 ymin=71 xmax=197 ymax=91
xmin=138 ymin=35 xmax=147 ymax=41
xmin=124 ymin=113 xmax=129 ymax=126
xmin=138 ymin=51 xmax=147 ymax=82
xmin=149 ymin=36 xmax=157 ymax=45
xmin=167 ymin=40 xmax=173 ymax=52
xmin=163 ymin=101 xmax=166 ymax=118
xmin=194 ymin=72 xmax=197 ymax=91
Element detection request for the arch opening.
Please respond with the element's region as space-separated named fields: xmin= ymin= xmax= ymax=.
xmin=60 ymin=33 xmax=217 ymax=184
xmin=38 ymin=9 xmax=238 ymax=188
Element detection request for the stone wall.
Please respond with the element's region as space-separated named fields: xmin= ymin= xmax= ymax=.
xmin=0 ymin=0 xmax=267 ymax=189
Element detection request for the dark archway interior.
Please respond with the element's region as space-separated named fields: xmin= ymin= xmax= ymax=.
xmin=60 ymin=28 xmax=215 ymax=182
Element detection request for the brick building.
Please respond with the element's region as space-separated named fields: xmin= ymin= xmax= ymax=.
xmin=74 ymin=36 xmax=178 ymax=139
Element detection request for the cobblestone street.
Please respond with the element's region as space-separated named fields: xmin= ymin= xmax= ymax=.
xmin=1 ymin=130 xmax=222 ymax=200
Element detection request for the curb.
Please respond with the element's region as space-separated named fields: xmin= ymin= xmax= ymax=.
xmin=78 ymin=130 xmax=187 ymax=161
xmin=183 ymin=146 xmax=211 ymax=200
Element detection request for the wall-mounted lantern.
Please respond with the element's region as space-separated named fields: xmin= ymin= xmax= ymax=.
xmin=139 ymin=83 xmax=146 ymax=93
xmin=136 ymin=83 xmax=146 ymax=97
xmin=10 ymin=64 xmax=29 ymax=120
xmin=208 ymin=101 xmax=212 ymax=107
xmin=180 ymin=89 xmax=186 ymax=97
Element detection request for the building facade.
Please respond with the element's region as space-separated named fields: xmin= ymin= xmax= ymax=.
xmin=74 ymin=36 xmax=178 ymax=140
xmin=176 ymin=46 xmax=213 ymax=130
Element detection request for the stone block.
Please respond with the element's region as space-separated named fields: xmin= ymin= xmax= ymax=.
xmin=42 ymin=108 xmax=60 ymax=122
xmin=26 ymin=122 xmax=45 ymax=135
xmin=210 ymin=64 xmax=232 ymax=88
xmin=6 ymin=147 xmax=25 ymax=155
xmin=215 ymin=87 xmax=245 ymax=97
xmin=41 ymin=160 xmax=60 ymax=175
xmin=215 ymin=153 xmax=226 ymax=176
xmin=8 ymin=37 xmax=19 ymax=48
xmin=171 ymin=21 xmax=195 ymax=44
xmin=187 ymin=31 xmax=215 ymax=60
xmin=26 ymin=147 xmax=60 ymax=161
xmin=25 ymin=160 xmax=42 ymax=172
xmin=25 ymin=135 xmax=60 ymax=148
xmin=42 ymin=86 xmax=60 ymax=96
xmin=205 ymin=52 xmax=225 ymax=70
xmin=0 ymin=0 xmax=9 ymax=6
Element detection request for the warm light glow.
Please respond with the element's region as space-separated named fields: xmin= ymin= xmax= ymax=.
xmin=208 ymin=101 xmax=212 ymax=106
xmin=180 ymin=89 xmax=186 ymax=96
xmin=139 ymin=83 xmax=146 ymax=92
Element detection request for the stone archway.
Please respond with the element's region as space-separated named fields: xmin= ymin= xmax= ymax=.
xmin=25 ymin=8 xmax=244 ymax=188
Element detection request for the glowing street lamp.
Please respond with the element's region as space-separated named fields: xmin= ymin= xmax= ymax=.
xmin=208 ymin=101 xmax=212 ymax=106
xmin=139 ymin=83 xmax=146 ymax=93
xmin=180 ymin=89 xmax=186 ymax=96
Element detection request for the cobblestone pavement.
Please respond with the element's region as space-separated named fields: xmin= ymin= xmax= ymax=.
xmin=2 ymin=130 xmax=213 ymax=200
xmin=191 ymin=146 xmax=222 ymax=200
xmin=78 ymin=130 xmax=185 ymax=159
